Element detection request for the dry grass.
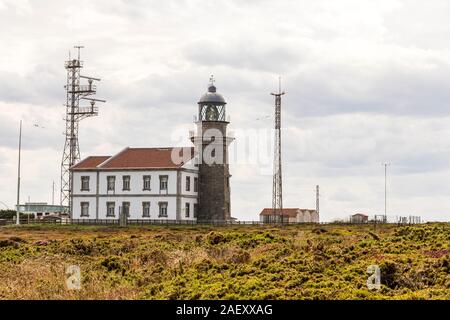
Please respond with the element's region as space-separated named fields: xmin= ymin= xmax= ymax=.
xmin=0 ymin=223 xmax=448 ymax=300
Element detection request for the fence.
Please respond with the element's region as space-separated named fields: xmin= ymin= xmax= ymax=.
xmin=70 ymin=219 xmax=279 ymax=226
xmin=2 ymin=218 xmax=65 ymax=225
xmin=2 ymin=218 xmax=317 ymax=226
xmin=0 ymin=217 xmax=424 ymax=227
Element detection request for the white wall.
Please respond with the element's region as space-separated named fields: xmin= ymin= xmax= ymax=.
xmin=296 ymin=210 xmax=319 ymax=223
xmin=72 ymin=168 xmax=198 ymax=220
xmin=180 ymin=197 xmax=197 ymax=220
xmin=98 ymin=170 xmax=178 ymax=195
xmin=72 ymin=196 xmax=96 ymax=219
xmin=311 ymin=211 xmax=320 ymax=223
xmin=181 ymin=171 xmax=198 ymax=196
xmin=73 ymin=171 xmax=97 ymax=195
xmin=97 ymin=196 xmax=178 ymax=219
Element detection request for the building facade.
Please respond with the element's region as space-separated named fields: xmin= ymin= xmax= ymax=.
xmin=71 ymin=147 xmax=198 ymax=220
xmin=259 ymin=208 xmax=320 ymax=223
xmin=70 ymin=80 xmax=233 ymax=222
xmin=350 ymin=213 xmax=369 ymax=224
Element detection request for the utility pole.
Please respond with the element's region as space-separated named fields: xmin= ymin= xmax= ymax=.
xmin=316 ymin=185 xmax=320 ymax=217
xmin=382 ymin=162 xmax=390 ymax=223
xmin=16 ymin=120 xmax=22 ymax=225
xmin=271 ymin=77 xmax=285 ymax=224
xmin=52 ymin=181 xmax=55 ymax=205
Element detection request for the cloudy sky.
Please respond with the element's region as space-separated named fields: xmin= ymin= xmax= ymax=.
xmin=1 ymin=0 xmax=450 ymax=221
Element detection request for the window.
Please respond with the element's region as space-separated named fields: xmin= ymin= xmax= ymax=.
xmin=143 ymin=175 xmax=151 ymax=190
xmin=81 ymin=202 xmax=89 ymax=217
xmin=158 ymin=202 xmax=168 ymax=217
xmin=185 ymin=202 xmax=190 ymax=218
xmin=107 ymin=176 xmax=115 ymax=192
xmin=106 ymin=202 xmax=115 ymax=217
xmin=193 ymin=203 xmax=198 ymax=218
xmin=142 ymin=202 xmax=150 ymax=217
xmin=81 ymin=176 xmax=90 ymax=191
xmin=121 ymin=202 xmax=130 ymax=217
xmin=194 ymin=177 xmax=198 ymax=192
xmin=186 ymin=176 xmax=191 ymax=192
xmin=122 ymin=175 xmax=131 ymax=191
xmin=159 ymin=175 xmax=168 ymax=192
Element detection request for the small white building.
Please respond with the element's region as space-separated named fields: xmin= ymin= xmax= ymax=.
xmin=350 ymin=213 xmax=369 ymax=224
xmin=259 ymin=208 xmax=319 ymax=223
xmin=16 ymin=202 xmax=68 ymax=219
xmin=70 ymin=147 xmax=198 ymax=221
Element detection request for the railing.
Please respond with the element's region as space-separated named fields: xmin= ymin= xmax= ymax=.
xmin=67 ymin=84 xmax=96 ymax=93
xmin=2 ymin=218 xmax=65 ymax=225
xmin=70 ymin=219 xmax=268 ymax=226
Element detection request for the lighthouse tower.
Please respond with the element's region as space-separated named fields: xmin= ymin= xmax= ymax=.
xmin=191 ymin=77 xmax=233 ymax=222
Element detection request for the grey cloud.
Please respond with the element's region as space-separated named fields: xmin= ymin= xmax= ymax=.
xmin=0 ymin=65 xmax=62 ymax=106
xmin=183 ymin=39 xmax=304 ymax=74
xmin=1 ymin=0 xmax=450 ymax=221
xmin=284 ymin=59 xmax=450 ymax=117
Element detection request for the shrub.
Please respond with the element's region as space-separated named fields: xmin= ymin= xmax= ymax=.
xmin=9 ymin=236 xmax=26 ymax=243
xmin=207 ymin=232 xmax=226 ymax=245
xmin=368 ymin=232 xmax=380 ymax=241
xmin=0 ymin=240 xmax=18 ymax=248
xmin=312 ymin=228 xmax=328 ymax=234
xmin=100 ymin=256 xmax=124 ymax=272
xmin=227 ymin=250 xmax=250 ymax=264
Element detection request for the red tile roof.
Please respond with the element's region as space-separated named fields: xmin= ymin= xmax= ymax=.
xmin=259 ymin=208 xmax=316 ymax=217
xmin=71 ymin=156 xmax=111 ymax=170
xmin=352 ymin=213 xmax=369 ymax=217
xmin=71 ymin=147 xmax=195 ymax=170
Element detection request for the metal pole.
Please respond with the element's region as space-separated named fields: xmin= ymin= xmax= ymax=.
xmin=382 ymin=162 xmax=390 ymax=223
xmin=52 ymin=181 xmax=55 ymax=205
xmin=16 ymin=120 xmax=22 ymax=225
xmin=316 ymin=185 xmax=320 ymax=216
xmin=271 ymin=77 xmax=284 ymax=225
xmin=384 ymin=164 xmax=386 ymax=221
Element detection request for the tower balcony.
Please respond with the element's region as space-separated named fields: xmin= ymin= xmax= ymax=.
xmin=65 ymin=60 xmax=83 ymax=68
xmin=67 ymin=84 xmax=97 ymax=94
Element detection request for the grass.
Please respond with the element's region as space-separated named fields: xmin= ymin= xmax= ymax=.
xmin=0 ymin=223 xmax=448 ymax=300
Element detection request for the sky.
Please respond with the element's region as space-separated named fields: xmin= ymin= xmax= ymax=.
xmin=0 ymin=0 xmax=450 ymax=222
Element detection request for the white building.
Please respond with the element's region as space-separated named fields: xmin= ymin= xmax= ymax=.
xmin=16 ymin=202 xmax=68 ymax=219
xmin=70 ymin=147 xmax=198 ymax=221
xmin=259 ymin=208 xmax=320 ymax=223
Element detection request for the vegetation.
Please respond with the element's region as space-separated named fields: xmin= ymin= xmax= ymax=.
xmin=0 ymin=223 xmax=448 ymax=300
xmin=0 ymin=210 xmax=34 ymax=220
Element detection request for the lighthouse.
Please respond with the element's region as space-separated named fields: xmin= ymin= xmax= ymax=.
xmin=191 ymin=77 xmax=233 ymax=221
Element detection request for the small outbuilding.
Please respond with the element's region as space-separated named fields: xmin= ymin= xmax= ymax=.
xmin=259 ymin=208 xmax=319 ymax=223
xmin=350 ymin=213 xmax=369 ymax=224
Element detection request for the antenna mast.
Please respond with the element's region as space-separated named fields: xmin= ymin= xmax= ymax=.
xmin=60 ymin=46 xmax=105 ymax=216
xmin=271 ymin=77 xmax=285 ymax=224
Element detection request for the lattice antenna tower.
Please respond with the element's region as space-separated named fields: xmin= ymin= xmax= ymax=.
xmin=60 ymin=46 xmax=105 ymax=215
xmin=271 ymin=77 xmax=285 ymax=223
